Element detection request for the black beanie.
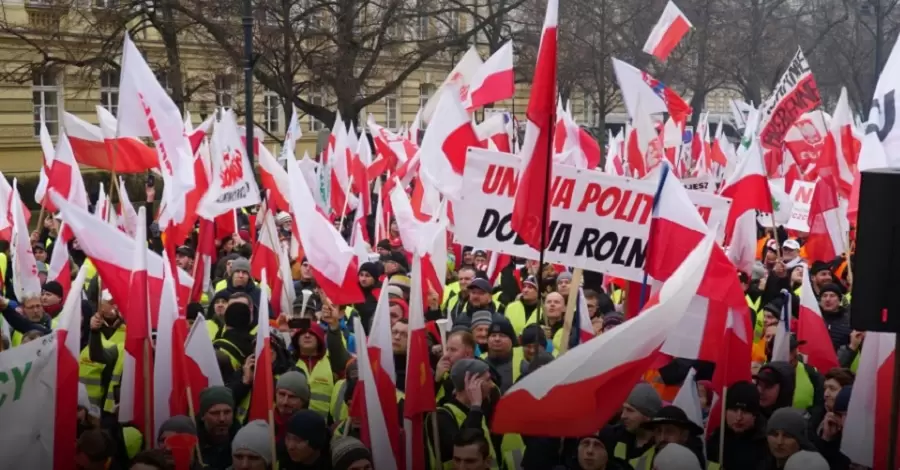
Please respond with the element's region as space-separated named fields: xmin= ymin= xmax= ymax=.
xmin=520 ymin=324 xmax=546 ymax=347
xmin=42 ymin=281 xmax=64 ymax=299
xmin=488 ymin=317 xmax=519 ymax=347
xmin=725 ymin=381 xmax=761 ymax=414
xmin=358 ymin=262 xmax=383 ymax=280
xmin=286 ymin=410 xmax=329 ymax=451
xmin=820 ymin=283 xmax=843 ymax=297
xmin=224 ymin=303 xmax=252 ymax=329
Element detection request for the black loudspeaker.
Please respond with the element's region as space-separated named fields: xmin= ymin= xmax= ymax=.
xmin=852 ymin=168 xmax=900 ymax=332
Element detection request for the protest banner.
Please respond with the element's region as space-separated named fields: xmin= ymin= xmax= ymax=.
xmin=758 ymin=47 xmax=822 ymax=150
xmin=758 ymin=178 xmax=794 ymax=228
xmin=682 ymin=175 xmax=716 ymax=193
xmin=0 ymin=333 xmax=59 ymax=468
xmin=455 ymin=149 xmax=732 ymax=282
xmin=786 ymin=180 xmax=816 ymax=232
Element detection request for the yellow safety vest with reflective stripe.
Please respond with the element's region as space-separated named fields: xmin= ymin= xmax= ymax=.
xmin=707 ymin=462 xmax=721 ymax=470
xmin=82 ymin=258 xmax=97 ymax=287
xmin=122 ymin=426 xmax=143 ymax=459
xmin=614 ymin=442 xmax=655 ymax=470
xmin=11 ymin=317 xmax=60 ymax=347
xmin=235 ymin=373 xmax=282 ymax=424
xmin=792 ymin=362 xmax=815 ymax=410
xmin=207 ymin=320 xmax=221 ymax=341
xmin=504 ymin=301 xmax=541 ymax=336
xmin=331 ymin=379 xmax=350 ymax=423
xmin=0 ymin=253 xmax=7 ymax=296
xmin=851 ymin=349 xmax=860 ymax=374
xmin=78 ymin=329 xmax=125 ymax=408
xmin=429 ymin=402 xmax=499 ymax=470
xmin=103 ymin=343 xmax=127 ymax=412
xmin=442 ymin=282 xmax=460 ymax=310
xmin=501 ymin=432 xmax=526 ymax=470
xmin=610 ymin=288 xmax=624 ymax=305
xmin=296 ymin=357 xmax=334 ymax=418
xmin=213 ymin=337 xmax=247 ymax=371
xmin=479 ymin=347 xmax=526 ymax=385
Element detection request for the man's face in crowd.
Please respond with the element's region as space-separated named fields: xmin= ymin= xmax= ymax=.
xmin=22 ymin=297 xmax=43 ymax=322
xmin=358 ymin=271 xmax=375 ymax=288
xmin=487 ymin=332 xmax=511 ymax=355
xmin=767 ymin=431 xmax=801 ymax=460
xmin=285 ymin=434 xmax=317 ymax=463
xmin=41 ymin=290 xmax=61 ymax=307
xmin=653 ymin=424 xmax=689 ymax=449
xmin=452 ymin=443 xmax=491 ymax=470
xmin=824 ymin=378 xmax=843 ymax=411
xmin=814 ymin=269 xmax=833 ymax=288
xmin=577 ymin=438 xmax=608 ymax=470
xmin=176 ymin=253 xmax=193 ymax=270
xmin=444 ymin=335 xmax=474 ymax=365
xmin=384 ymin=261 xmax=400 ymax=276
xmin=462 ymin=251 xmax=474 ymax=266
xmin=33 ymin=247 xmax=47 ymax=263
xmin=299 ymin=330 xmax=319 ymax=352
xmin=757 ymin=380 xmax=780 ymax=408
xmin=522 ymin=342 xmax=542 ymax=362
xmin=389 ymin=304 xmax=405 ymax=324
xmin=586 ymin=297 xmax=599 ymax=317
xmin=275 ymin=388 xmax=305 ymax=417
xmin=377 ymin=246 xmax=391 ymax=257
xmin=391 ymin=321 xmax=409 ymax=354
xmin=764 ymin=250 xmax=778 ymax=269
xmin=472 ymin=324 xmax=490 ymax=345
xmin=521 ymin=284 xmax=538 ymax=303
xmin=231 ymin=450 xmax=267 ymax=470
xmin=202 ymin=404 xmax=234 ymax=440
xmin=214 ymin=298 xmax=228 ymax=317
xmin=557 ymin=277 xmax=571 ymax=295
xmin=300 ymin=261 xmax=312 ymax=280
xmin=782 ymin=248 xmax=798 ymax=262
xmin=544 ymin=292 xmax=565 ymax=322
xmin=620 ymin=403 xmax=649 ymax=432
xmin=458 ymin=269 xmax=475 ymax=291
xmin=98 ymin=299 xmax=118 ymax=321
xmin=726 ymin=408 xmax=756 ymax=433
xmin=820 ymin=292 xmax=840 ymax=311
xmin=474 ymin=253 xmax=487 ymax=266
xmin=232 ymin=270 xmax=250 ymax=287
xmin=468 ymin=288 xmax=491 ymax=308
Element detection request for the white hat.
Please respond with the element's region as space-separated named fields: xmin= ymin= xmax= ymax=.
xmin=784 ymin=451 xmax=829 ymax=470
xmin=782 ymin=239 xmax=800 ymax=251
xmin=654 ymin=444 xmax=701 ymax=470
xmin=275 ymin=212 xmax=292 ymax=225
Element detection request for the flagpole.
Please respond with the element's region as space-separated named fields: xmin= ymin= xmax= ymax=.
xmin=557 ymin=268 xmax=583 ymax=356
xmin=536 ymin=111 xmax=556 ymax=327
xmin=142 ymin=337 xmax=153 ymax=449
xmin=718 ymin=386 xmax=727 ymax=466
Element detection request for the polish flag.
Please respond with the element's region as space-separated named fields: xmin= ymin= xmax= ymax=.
xmin=117 ymin=34 xmax=195 ymax=214
xmin=251 ymin=204 xmax=295 ymax=318
xmin=297 ymin=152 xmax=329 ymax=213
xmin=819 ymin=87 xmax=858 ymax=199
xmin=569 ymin=288 xmax=595 ymax=347
xmin=54 ymin=265 xmax=89 ymax=469
xmin=281 ymin=104 xmax=302 ymax=162
xmin=94 ymin=183 xmax=110 ymax=221
xmin=511 ymin=0 xmax=558 ymax=251
xmin=612 ymin=58 xmax=692 ymax=126
xmin=719 ymin=136 xmax=772 ymax=243
xmin=286 ymin=155 xmax=364 ymax=305
xmin=258 ymin=143 xmax=292 ymax=213
xmin=604 ymin=130 xmax=626 ymax=176
xmin=465 ymin=41 xmax=515 ymax=111
xmin=10 ymin=180 xmax=42 ymax=299
xmin=476 ymin=111 xmax=514 ymax=154
xmin=797 ymin=265 xmax=840 ymax=372
xmin=643 ymin=1 xmax=693 ymax=61
xmin=95 ymin=106 xmax=161 ymax=172
xmin=45 ymin=132 xmax=89 ymax=216
xmin=153 ymin=252 xmax=191 ymax=438
xmin=50 ymin=191 xmax=194 ymax=327
xmin=804 ymin=177 xmax=846 ymax=263
xmin=841 ymin=331 xmax=900 ymax=470
xmin=404 ymin=255 xmax=437 ymax=470
xmin=184 ymin=314 xmax=224 ymax=411
xmin=197 ymin=110 xmax=261 ymax=219
xmin=624 ymin=98 xmax=662 ymax=178
xmin=35 ymin=109 xmax=56 ymax=207
xmin=491 ymin=230 xmax=715 ymax=436
xmin=118 ymin=177 xmax=140 ymax=237
xmin=117 ymin=205 xmax=154 ymax=439
xmin=418 ymin=87 xmax=483 ymax=198
xmin=350 ymin=135 xmax=374 ymax=229
xmin=368 ymin=117 xmax=418 ymax=171
xmin=662 ymin=118 xmax=682 ymax=167
xmin=422 ymin=46 xmax=483 ymax=123
xmin=351 ymin=284 xmax=403 ymax=468
xmin=710 ymin=302 xmax=753 ymax=393
xmin=189 ymin=218 xmax=215 ymax=304
xmin=47 ymin=223 xmax=72 ymax=296
xmin=248 ymin=276 xmax=275 ymax=423
xmin=170 ymin=140 xmax=212 ymax=244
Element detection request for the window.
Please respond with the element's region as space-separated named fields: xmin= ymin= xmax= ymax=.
xmin=384 ymin=94 xmax=399 ymax=130
xmin=32 ymin=69 xmax=59 ymax=137
xmin=308 ymin=88 xmax=325 ymax=131
xmin=447 ymin=10 xmax=459 ymax=34
xmin=584 ymin=97 xmax=600 ymax=127
xmin=100 ymin=70 xmax=119 ymax=116
xmin=263 ymin=93 xmax=280 ymax=133
xmin=215 ymin=74 xmax=234 ymax=108
xmin=418 ymin=83 xmax=435 ymax=110
xmin=94 ymin=0 xmax=118 ymax=8
xmin=415 ymin=0 xmax=428 ymax=38
xmin=155 ymin=69 xmax=172 ymax=95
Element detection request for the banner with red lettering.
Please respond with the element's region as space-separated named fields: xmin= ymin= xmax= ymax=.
xmin=758 ymin=47 xmax=822 ymax=150
xmin=455 ymin=149 xmax=732 ymax=282
xmin=786 ymin=180 xmax=818 ymax=232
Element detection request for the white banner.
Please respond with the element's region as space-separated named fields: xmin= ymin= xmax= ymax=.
xmin=681 ymin=176 xmax=716 ymax=193
xmin=455 ymin=149 xmax=732 ymax=282
xmin=0 ymin=333 xmax=58 ymax=469
xmin=197 ymin=110 xmax=261 ymax=218
xmin=786 ymin=180 xmax=816 ymax=232
xmin=758 ymin=48 xmax=821 ymax=150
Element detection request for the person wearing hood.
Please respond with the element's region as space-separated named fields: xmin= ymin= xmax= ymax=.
xmin=652 ymin=444 xmax=701 ymax=470
xmin=280 ymin=409 xmax=332 ymax=469
xmin=765 ymin=338 xmax=825 ymax=430
xmin=213 ymin=301 xmax=257 ymax=372
xmin=232 ymin=420 xmax=275 ymax=470
xmin=347 ymin=262 xmax=382 ymax=335
xmin=643 ymin=406 xmax=706 ymax=468
xmin=196 ymin=386 xmax=241 ymax=469
xmin=816 ymin=386 xmax=851 ymax=470
xmin=755 ymin=362 xmax=797 ymax=419
xmin=817 ymin=283 xmax=851 ymax=350
xmin=762 ymin=408 xmax=819 ymax=470
xmin=0 ymin=293 xmax=54 ymax=347
xmin=481 ymin=316 xmax=525 ymax=393
xmin=505 ymin=276 xmax=544 ymax=336
xmin=612 ymin=383 xmax=663 ymax=470
xmin=331 ymin=437 xmax=372 ymax=470
xmin=706 ymin=381 xmax=768 ymax=470
xmin=289 ymin=308 xmax=350 ymax=418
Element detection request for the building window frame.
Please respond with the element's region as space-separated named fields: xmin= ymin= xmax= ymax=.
xmin=215 ymin=74 xmax=235 ymax=109
xmin=33 ymin=68 xmax=61 ymax=137
xmin=263 ymin=92 xmax=281 ymax=133
xmin=308 ymin=87 xmax=326 ymax=132
xmin=100 ymin=69 xmax=119 ymax=116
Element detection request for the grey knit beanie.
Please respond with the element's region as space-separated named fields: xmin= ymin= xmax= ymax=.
xmin=276 ymin=371 xmax=311 ymax=404
xmin=231 ymin=257 xmax=251 ymax=274
xmin=450 ymin=358 xmax=490 ymax=392
xmin=767 ymin=408 xmax=815 ymax=450
xmin=232 ymin=420 xmax=273 ymax=464
xmin=627 ymin=383 xmax=663 ymax=418
xmin=784 ymin=451 xmax=829 ymax=470
xmin=470 ymin=310 xmax=493 ymax=329
xmin=331 ymin=436 xmax=372 ymax=470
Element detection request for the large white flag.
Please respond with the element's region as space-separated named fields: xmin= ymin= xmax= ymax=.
xmin=197 ymin=110 xmax=261 ymax=218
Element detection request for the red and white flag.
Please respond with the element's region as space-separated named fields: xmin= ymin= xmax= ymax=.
xmin=819 ymin=87 xmax=858 ymax=198
xmin=404 ymin=255 xmax=437 ymax=470
xmin=797 ymin=265 xmax=839 ymax=372
xmin=612 ymin=58 xmax=692 ymax=126
xmin=251 ymin=204 xmax=295 ymax=318
xmin=286 ymin=155 xmax=364 ymax=305
xmin=758 ymin=48 xmax=821 ymax=150
xmin=643 ymin=1 xmax=692 ymax=61
xmin=464 ymin=41 xmax=515 ymax=111
xmin=45 ymin=132 xmax=89 ymax=216
xmin=422 ymin=47 xmax=483 ymax=123
xmin=804 ymin=177 xmax=846 ymax=262
xmin=10 ymin=180 xmax=42 ymax=299
xmin=47 ymin=223 xmax=72 ymax=296
xmin=118 ymin=177 xmax=140 ymax=237
xmin=154 ymin=252 xmax=192 ymax=437
xmin=418 ymin=87 xmax=482 ymax=198
xmin=511 ymin=0 xmax=558 ymax=251
xmin=190 ymin=218 xmax=216 ymax=304
xmin=248 ymin=276 xmax=275 ymax=423
xmin=35 ymin=108 xmax=56 ymax=206
xmin=197 ymin=110 xmax=261 ymax=218
xmin=492 ymin=231 xmax=715 ymax=436
xmin=719 ymin=136 xmax=772 ymax=242
xmin=95 ymin=106 xmax=161 ymax=173
xmin=258 ymin=143 xmax=292 ymax=213
xmin=184 ymin=314 xmax=224 ymax=411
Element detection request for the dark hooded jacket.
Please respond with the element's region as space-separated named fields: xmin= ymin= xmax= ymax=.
xmin=220 ymin=276 xmax=264 ymax=313
xmin=195 ymin=414 xmax=241 ymax=470
xmin=707 ymin=414 xmax=769 ymax=470
xmin=759 ymin=361 xmax=796 ymax=419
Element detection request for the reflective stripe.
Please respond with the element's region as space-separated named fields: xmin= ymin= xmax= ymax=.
xmin=614 ymin=442 xmax=654 ymax=470
xmin=311 ymin=393 xmax=331 ymax=403
xmin=295 ymin=358 xmax=334 ymax=418
xmin=80 ymin=377 xmax=104 ymax=385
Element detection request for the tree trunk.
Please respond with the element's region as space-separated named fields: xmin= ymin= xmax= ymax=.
xmin=160 ymin=3 xmax=186 ymax=114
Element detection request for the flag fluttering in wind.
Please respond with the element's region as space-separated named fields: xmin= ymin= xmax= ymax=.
xmin=643 ymin=1 xmax=693 ymax=61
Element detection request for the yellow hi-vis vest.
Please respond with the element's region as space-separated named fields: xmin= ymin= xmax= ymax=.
xmin=0 ymin=252 xmax=7 ymax=296
xmin=851 ymin=348 xmax=860 ymax=373
xmin=12 ymin=317 xmax=60 ymax=348
xmin=330 ymin=381 xmax=405 ymax=425
xmin=122 ymin=426 xmax=143 ymax=459
xmin=500 ymin=433 xmax=526 ymax=470
xmin=479 ymin=347 xmax=526 ymax=384
xmin=614 ymin=442 xmax=655 ymax=470
xmin=78 ymin=329 xmax=126 ymax=408
xmin=442 ymin=282 xmax=461 ymax=310
xmin=213 ymin=337 xmax=248 ymax=371
xmin=296 ymin=357 xmax=334 ymax=418
xmin=792 ymin=362 xmax=815 ymax=410
xmin=429 ymin=402 xmax=499 ymax=470
xmin=504 ymin=301 xmax=542 ymax=336
xmin=103 ymin=343 xmax=127 ymax=413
